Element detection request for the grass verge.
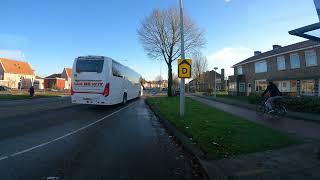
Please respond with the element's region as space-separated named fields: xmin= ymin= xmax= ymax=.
xmin=147 ymin=97 xmax=302 ymax=159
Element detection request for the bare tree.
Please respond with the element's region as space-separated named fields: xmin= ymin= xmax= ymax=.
xmin=138 ymin=7 xmax=205 ymax=96
xmin=192 ymin=52 xmax=208 ymax=91
xmin=139 ymin=77 xmax=147 ymax=89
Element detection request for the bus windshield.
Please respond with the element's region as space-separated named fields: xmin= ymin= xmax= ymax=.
xmin=76 ymin=60 xmax=104 ymax=73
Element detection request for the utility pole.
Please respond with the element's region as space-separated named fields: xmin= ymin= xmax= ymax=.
xmin=179 ymin=0 xmax=186 ymax=117
xmin=214 ymin=67 xmax=218 ymax=98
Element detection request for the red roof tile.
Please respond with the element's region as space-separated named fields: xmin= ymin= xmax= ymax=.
xmin=0 ymin=58 xmax=34 ymax=75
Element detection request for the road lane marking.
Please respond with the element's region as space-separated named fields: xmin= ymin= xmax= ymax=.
xmin=0 ymin=102 xmax=135 ymax=161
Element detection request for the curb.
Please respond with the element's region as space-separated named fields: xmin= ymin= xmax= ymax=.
xmin=194 ymin=94 xmax=320 ymax=124
xmin=145 ymin=99 xmax=210 ymax=179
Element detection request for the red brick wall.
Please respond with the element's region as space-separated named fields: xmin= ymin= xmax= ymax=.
xmin=44 ymin=79 xmax=65 ymax=89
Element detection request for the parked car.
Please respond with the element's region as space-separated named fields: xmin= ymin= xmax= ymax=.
xmin=173 ymin=89 xmax=180 ymax=96
xmin=0 ymin=86 xmax=11 ymax=91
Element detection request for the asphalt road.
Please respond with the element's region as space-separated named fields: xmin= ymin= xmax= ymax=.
xmin=0 ymin=98 xmax=201 ymax=180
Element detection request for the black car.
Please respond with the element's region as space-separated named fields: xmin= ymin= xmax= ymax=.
xmin=0 ymin=86 xmax=11 ymax=91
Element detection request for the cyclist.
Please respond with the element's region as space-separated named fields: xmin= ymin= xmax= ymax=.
xmin=262 ymin=81 xmax=282 ymax=113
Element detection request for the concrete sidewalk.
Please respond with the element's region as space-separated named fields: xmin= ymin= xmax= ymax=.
xmin=195 ymin=94 xmax=320 ymax=123
xmin=189 ymin=95 xmax=320 ymax=179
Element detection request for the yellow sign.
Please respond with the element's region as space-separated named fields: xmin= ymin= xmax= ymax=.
xmin=178 ymin=59 xmax=192 ymax=78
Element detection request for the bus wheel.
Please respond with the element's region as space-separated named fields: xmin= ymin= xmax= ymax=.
xmin=122 ymin=93 xmax=127 ymax=105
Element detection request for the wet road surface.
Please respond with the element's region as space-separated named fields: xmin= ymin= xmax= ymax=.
xmin=0 ymin=98 xmax=202 ymax=180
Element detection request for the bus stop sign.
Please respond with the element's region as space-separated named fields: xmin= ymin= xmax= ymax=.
xmin=178 ymin=59 xmax=192 ymax=78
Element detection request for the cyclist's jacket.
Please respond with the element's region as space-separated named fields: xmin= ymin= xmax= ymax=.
xmin=262 ymin=84 xmax=282 ymax=97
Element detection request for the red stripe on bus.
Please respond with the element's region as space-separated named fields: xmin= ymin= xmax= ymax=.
xmin=73 ymin=91 xmax=104 ymax=94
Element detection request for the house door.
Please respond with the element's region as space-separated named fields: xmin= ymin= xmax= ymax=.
xmin=247 ymin=83 xmax=252 ymax=96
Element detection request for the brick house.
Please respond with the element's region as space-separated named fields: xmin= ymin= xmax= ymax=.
xmin=0 ymin=58 xmax=35 ymax=88
xmin=188 ymin=69 xmax=226 ymax=92
xmin=61 ymin=67 xmax=72 ymax=90
xmin=229 ymin=40 xmax=320 ymax=97
xmin=44 ymin=74 xmax=65 ymax=90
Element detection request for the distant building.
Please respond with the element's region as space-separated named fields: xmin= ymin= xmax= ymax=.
xmin=229 ymin=40 xmax=320 ymax=97
xmin=34 ymin=76 xmax=44 ymax=90
xmin=188 ymin=69 xmax=226 ymax=92
xmin=0 ymin=58 xmax=35 ymax=88
xmin=44 ymin=73 xmax=65 ymax=90
xmin=61 ymin=67 xmax=72 ymax=90
xmin=44 ymin=67 xmax=72 ymax=90
xmin=143 ymin=80 xmax=168 ymax=89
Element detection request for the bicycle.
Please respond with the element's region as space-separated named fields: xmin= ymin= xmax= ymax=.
xmin=256 ymin=97 xmax=287 ymax=117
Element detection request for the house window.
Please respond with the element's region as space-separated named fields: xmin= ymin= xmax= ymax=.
xmin=281 ymin=81 xmax=290 ymax=92
xmin=274 ymin=81 xmax=281 ymax=90
xmin=290 ymin=54 xmax=300 ymax=69
xmin=274 ymin=81 xmax=292 ymax=92
xmin=228 ymin=82 xmax=236 ymax=91
xmin=291 ymin=80 xmax=297 ymax=92
xmin=277 ymin=56 xmax=286 ymax=71
xmin=255 ymin=79 xmax=267 ymax=92
xmin=239 ymin=82 xmax=246 ymax=92
xmin=237 ymin=66 xmax=243 ymax=75
xmin=255 ymin=60 xmax=267 ymax=73
xmin=305 ymin=50 xmax=317 ymax=67
xmin=300 ymin=80 xmax=315 ymax=96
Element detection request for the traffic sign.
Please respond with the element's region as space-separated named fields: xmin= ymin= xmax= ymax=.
xmin=178 ymin=59 xmax=192 ymax=78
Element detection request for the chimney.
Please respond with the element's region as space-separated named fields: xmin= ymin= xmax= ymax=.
xmin=221 ymin=68 xmax=225 ymax=78
xmin=254 ymin=51 xmax=262 ymax=56
xmin=272 ymin=45 xmax=281 ymax=50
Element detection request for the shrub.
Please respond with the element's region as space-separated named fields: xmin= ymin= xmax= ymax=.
xmin=206 ymin=88 xmax=213 ymax=95
xmin=283 ymin=97 xmax=320 ymax=113
xmin=248 ymin=95 xmax=264 ymax=104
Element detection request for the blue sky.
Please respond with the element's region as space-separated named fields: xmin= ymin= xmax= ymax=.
xmin=0 ymin=0 xmax=318 ymax=80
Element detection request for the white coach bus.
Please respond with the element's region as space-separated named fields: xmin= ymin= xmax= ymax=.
xmin=71 ymin=56 xmax=143 ymax=105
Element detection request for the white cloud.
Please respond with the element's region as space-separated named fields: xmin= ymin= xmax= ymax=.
xmin=225 ymin=0 xmax=231 ymax=3
xmin=206 ymin=46 xmax=253 ymax=77
xmin=0 ymin=50 xmax=25 ymax=60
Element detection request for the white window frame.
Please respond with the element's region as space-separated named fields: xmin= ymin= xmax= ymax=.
xmin=255 ymin=79 xmax=267 ymax=92
xmin=290 ymin=53 xmax=300 ymax=69
xmin=254 ymin=60 xmax=267 ymax=73
xmin=300 ymin=79 xmax=315 ymax=96
xmin=305 ymin=50 xmax=317 ymax=67
xmin=281 ymin=81 xmax=291 ymax=92
xmin=276 ymin=56 xmax=286 ymax=71
xmin=239 ymin=82 xmax=245 ymax=92
xmin=228 ymin=82 xmax=236 ymax=91
xmin=237 ymin=66 xmax=243 ymax=75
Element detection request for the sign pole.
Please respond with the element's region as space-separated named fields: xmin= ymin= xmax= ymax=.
xmin=179 ymin=0 xmax=185 ymax=117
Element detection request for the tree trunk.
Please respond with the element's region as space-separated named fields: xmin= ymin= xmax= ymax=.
xmin=167 ymin=63 xmax=173 ymax=97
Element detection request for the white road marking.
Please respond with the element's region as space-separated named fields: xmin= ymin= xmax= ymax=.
xmin=0 ymin=102 xmax=135 ymax=161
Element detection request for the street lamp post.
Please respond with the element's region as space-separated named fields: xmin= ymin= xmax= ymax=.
xmin=179 ymin=0 xmax=186 ymax=117
xmin=214 ymin=67 xmax=218 ymax=98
